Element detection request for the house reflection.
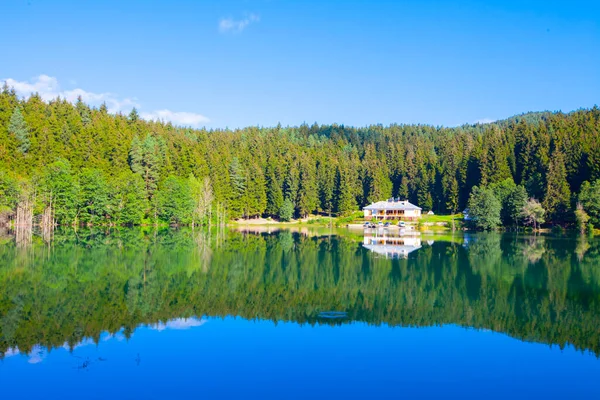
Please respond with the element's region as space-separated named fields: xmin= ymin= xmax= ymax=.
xmin=362 ymin=231 xmax=422 ymax=258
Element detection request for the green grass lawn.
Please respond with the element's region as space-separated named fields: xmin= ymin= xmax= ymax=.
xmin=419 ymin=214 xmax=464 ymax=224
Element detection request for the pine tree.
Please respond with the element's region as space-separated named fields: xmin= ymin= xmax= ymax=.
xmin=128 ymin=108 xmax=140 ymax=123
xmin=334 ymin=165 xmax=358 ymax=215
xmin=514 ymin=119 xmax=533 ymax=185
xmin=129 ymin=136 xmax=143 ymax=174
xmin=317 ymin=160 xmax=335 ymax=214
xmin=156 ymin=176 xmax=194 ymax=224
xmin=78 ymin=168 xmax=110 ymax=224
xmin=297 ymin=159 xmax=318 ymax=217
xmin=0 ymin=170 xmax=20 ymax=212
xmin=8 ymin=106 xmax=29 ymax=153
xmin=362 ymin=144 xmax=392 ymax=205
xmin=445 ymin=175 xmax=459 ymax=214
xmin=228 ymin=157 xmax=246 ymax=219
xmin=265 ymin=162 xmax=284 ymax=217
xmin=543 ymin=150 xmax=571 ymax=223
xmin=480 ymin=126 xmax=512 ymax=185
xmin=76 ymin=96 xmax=92 ymax=126
xmin=504 ymin=185 xmax=528 ymax=226
xmin=60 ymin=122 xmax=71 ymax=145
xmin=41 ymin=158 xmax=80 ymax=225
xmin=283 ymin=162 xmax=299 ymax=208
xmin=110 ymin=171 xmax=147 ymax=225
xmin=244 ymin=163 xmax=267 ymax=218
xmin=588 ymin=140 xmax=600 ymax=182
xmin=398 ymin=176 xmax=409 ymax=200
xmin=129 ymin=135 xmax=161 ymax=198
xmin=279 ymin=198 xmax=294 ymax=222
xmin=416 ymin=170 xmax=433 ymax=211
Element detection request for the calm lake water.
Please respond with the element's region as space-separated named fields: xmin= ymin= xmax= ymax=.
xmin=1 ymin=227 xmax=600 ymax=399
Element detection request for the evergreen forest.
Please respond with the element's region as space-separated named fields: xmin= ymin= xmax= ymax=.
xmin=1 ymin=84 xmax=600 ymax=228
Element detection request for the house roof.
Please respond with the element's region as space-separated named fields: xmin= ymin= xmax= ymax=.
xmin=363 ymin=199 xmax=422 ymax=211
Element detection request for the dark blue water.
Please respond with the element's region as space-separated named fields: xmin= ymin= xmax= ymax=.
xmin=2 ymin=317 xmax=599 ymax=399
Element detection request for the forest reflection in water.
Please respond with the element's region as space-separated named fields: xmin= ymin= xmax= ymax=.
xmin=1 ymin=226 xmax=600 ymax=360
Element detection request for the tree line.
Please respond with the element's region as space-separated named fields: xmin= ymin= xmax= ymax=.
xmin=1 ymin=84 xmax=599 ymax=226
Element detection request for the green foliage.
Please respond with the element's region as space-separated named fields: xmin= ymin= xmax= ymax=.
xmin=480 ymin=126 xmax=512 ymax=185
xmin=244 ymin=163 xmax=267 ymax=218
xmin=489 ymin=179 xmax=528 ymax=226
xmin=504 ymin=185 xmax=528 ymax=226
xmin=110 ymin=172 xmax=147 ymax=225
xmin=543 ymin=150 xmax=571 ymax=223
xmin=467 ymin=186 xmax=502 ymax=230
xmin=8 ymin=106 xmax=29 ymax=153
xmin=579 ymin=180 xmax=600 ymax=225
xmin=78 ymin=168 xmax=110 ymax=224
xmin=156 ymin=176 xmax=194 ymax=225
xmin=227 ymin=157 xmax=246 ymax=219
xmin=575 ymin=203 xmax=590 ymax=234
xmin=265 ymin=162 xmax=284 ymax=217
xmin=334 ymin=164 xmax=359 ymax=215
xmin=521 ymin=198 xmax=546 ymax=230
xmin=0 ymin=170 xmax=19 ymax=213
xmin=3 ymin=229 xmax=600 ymax=358
xmin=317 ymin=160 xmax=335 ymax=213
xmin=188 ymin=174 xmax=213 ymax=225
xmin=297 ymin=159 xmax=319 ymax=217
xmin=363 ymin=144 xmax=393 ymax=204
xmin=489 ymin=178 xmax=516 ymax=205
xmin=40 ymin=159 xmax=79 ymax=225
xmin=0 ymin=87 xmax=599 ymax=226
xmin=129 ymin=134 xmax=162 ymax=198
xmin=444 ymin=176 xmax=459 ymax=214
xmin=279 ymin=198 xmax=294 ymax=222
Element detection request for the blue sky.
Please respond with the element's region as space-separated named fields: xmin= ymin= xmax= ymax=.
xmin=1 ymin=0 xmax=598 ymax=128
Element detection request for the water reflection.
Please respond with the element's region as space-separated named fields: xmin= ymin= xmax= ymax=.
xmin=1 ymin=228 xmax=600 ymax=361
xmin=362 ymin=230 xmax=422 ymax=258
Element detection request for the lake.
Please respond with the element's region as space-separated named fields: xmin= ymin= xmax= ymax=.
xmin=1 ymin=227 xmax=600 ymax=399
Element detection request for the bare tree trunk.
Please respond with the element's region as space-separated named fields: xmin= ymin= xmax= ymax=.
xmin=15 ymin=197 xmax=33 ymax=248
xmin=15 ymin=198 xmax=33 ymax=227
xmin=15 ymin=224 xmax=32 ymax=248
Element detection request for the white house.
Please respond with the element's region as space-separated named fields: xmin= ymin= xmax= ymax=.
xmin=363 ymin=198 xmax=422 ymax=221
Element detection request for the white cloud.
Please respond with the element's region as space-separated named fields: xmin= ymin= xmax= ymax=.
xmin=141 ymin=109 xmax=210 ymax=127
xmin=219 ymin=13 xmax=259 ymax=33
xmin=151 ymin=317 xmax=207 ymax=331
xmin=27 ymin=345 xmax=46 ymax=364
xmin=3 ymin=75 xmax=210 ymax=127
xmin=3 ymin=347 xmax=20 ymax=357
xmin=101 ymin=331 xmax=126 ymax=342
xmin=474 ymin=118 xmax=495 ymax=124
xmin=4 ymin=74 xmax=140 ymax=114
xmin=62 ymin=337 xmax=95 ymax=351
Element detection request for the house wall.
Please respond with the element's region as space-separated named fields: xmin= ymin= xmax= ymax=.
xmin=405 ymin=209 xmax=421 ymax=218
xmin=363 ymin=208 xmax=421 ymax=220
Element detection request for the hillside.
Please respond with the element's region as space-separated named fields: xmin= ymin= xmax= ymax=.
xmin=1 ymin=85 xmax=599 ymax=226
